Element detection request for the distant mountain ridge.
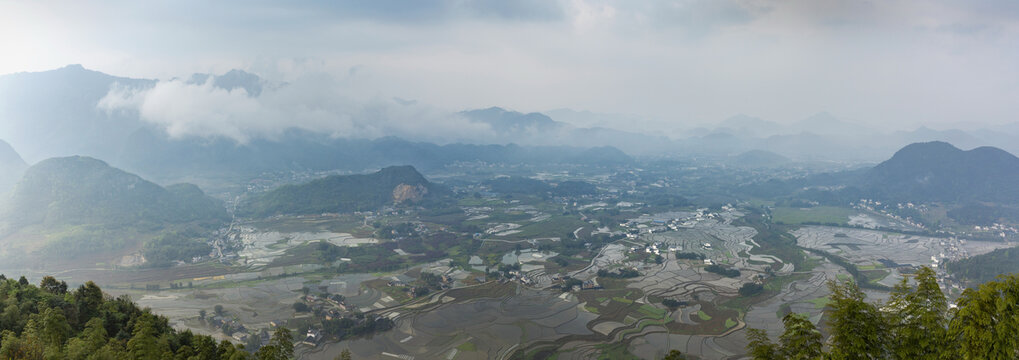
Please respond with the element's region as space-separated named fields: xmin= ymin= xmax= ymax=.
xmin=461 ymin=107 xmax=563 ymax=134
xmin=238 ymin=165 xmax=449 ymax=218
xmin=1 ymin=156 xmax=227 ymax=228
xmin=863 ymin=141 xmax=1019 ymax=203
xmin=0 ymin=140 xmax=27 ymax=193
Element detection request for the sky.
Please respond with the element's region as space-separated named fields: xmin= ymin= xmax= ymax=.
xmin=2 ymin=0 xmax=1019 ymax=134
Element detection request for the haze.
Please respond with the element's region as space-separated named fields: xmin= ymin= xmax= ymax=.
xmin=4 ymin=0 xmax=1019 ymax=138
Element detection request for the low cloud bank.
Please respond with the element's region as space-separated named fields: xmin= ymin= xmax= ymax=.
xmin=98 ymin=73 xmax=496 ymax=144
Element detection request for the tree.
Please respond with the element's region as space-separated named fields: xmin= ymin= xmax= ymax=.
xmin=662 ymin=349 xmax=687 ymax=359
xmin=127 ymin=314 xmax=170 ymax=360
xmin=214 ymin=305 xmax=225 ymax=316
xmin=199 ymin=309 xmax=207 ymax=320
xmin=65 ymin=318 xmax=107 ymax=360
xmin=74 ymin=282 xmax=104 ymax=326
xmin=746 ymin=328 xmax=780 ymax=360
xmin=0 ymin=330 xmax=44 ymax=360
xmin=885 ymin=266 xmax=950 ymax=359
xmin=336 ymin=349 xmax=352 ymax=360
xmin=949 ymin=273 xmax=1019 ymax=359
xmin=777 ymin=313 xmax=822 ymax=360
xmin=256 ymin=327 xmax=293 ymax=360
xmin=39 ymin=307 xmax=73 ymax=348
xmin=825 ymin=280 xmax=888 ymax=360
xmin=39 ymin=276 xmax=67 ymax=295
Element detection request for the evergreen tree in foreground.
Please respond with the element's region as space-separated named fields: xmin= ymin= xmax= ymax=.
xmin=747 ymin=267 xmax=1019 ymax=360
xmin=0 ymin=275 xmax=294 ymax=360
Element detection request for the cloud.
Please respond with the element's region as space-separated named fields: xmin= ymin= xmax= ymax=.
xmin=97 ymin=72 xmax=497 ymax=144
xmin=276 ymin=0 xmax=564 ymax=23
xmin=650 ymin=0 xmax=770 ymax=35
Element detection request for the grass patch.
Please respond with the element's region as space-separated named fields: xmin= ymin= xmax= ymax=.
xmin=456 ymin=342 xmax=477 ymax=352
xmin=858 ymin=264 xmax=883 ymax=271
xmin=613 ymin=297 xmax=634 ymax=305
xmin=806 ymin=296 xmax=831 ymax=309
xmin=696 ymin=311 xmax=712 ymax=321
xmin=637 ymin=304 xmax=667 ymax=319
xmin=725 ymin=318 xmax=737 ymax=329
xmin=584 ymin=306 xmax=600 ymax=314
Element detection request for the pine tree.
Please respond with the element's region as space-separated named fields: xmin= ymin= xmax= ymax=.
xmin=826 ymin=280 xmax=888 ymax=360
xmin=256 ymin=326 xmax=294 ymax=360
xmin=949 ymin=273 xmax=1019 ymax=359
xmin=746 ymin=328 xmax=780 ymax=360
xmin=127 ymin=314 xmax=170 ymax=360
xmin=885 ymin=266 xmax=951 ymax=359
xmin=778 ymin=313 xmax=822 ymax=360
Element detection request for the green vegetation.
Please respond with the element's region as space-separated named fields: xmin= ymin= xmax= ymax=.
xmin=747 ymin=267 xmax=1019 ymax=360
xmin=320 ymin=313 xmax=395 ymax=341
xmin=724 ymin=318 xmax=737 ymax=329
xmin=0 ymin=274 xmax=282 ymax=360
xmin=738 ymin=283 xmax=764 ymax=297
xmin=675 ymin=252 xmax=706 ymax=260
xmin=803 ymin=248 xmax=891 ymax=291
xmin=612 ymin=297 xmax=634 ymax=305
xmin=661 ymin=299 xmax=687 ymax=310
xmin=637 ymin=304 xmax=666 ymax=318
xmin=4 ymin=156 xmax=228 ymax=228
xmin=704 ymin=264 xmax=740 ymax=278
xmin=947 ymin=204 xmax=1019 ymax=226
xmin=946 ymin=245 xmax=1019 ymax=284
xmin=597 ymin=268 xmax=640 ymax=279
xmin=456 ymin=341 xmax=477 ymax=352
xmin=696 ymin=311 xmax=712 ymax=321
xmin=806 ymin=296 xmax=830 ymax=309
xmin=240 ymin=165 xmax=450 ymax=217
xmin=142 ymin=231 xmax=213 ymax=267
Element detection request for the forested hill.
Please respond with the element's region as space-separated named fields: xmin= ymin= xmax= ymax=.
xmin=0 ymin=274 xmax=294 ymax=359
xmin=863 ymin=141 xmax=1019 ymax=203
xmin=239 ymin=165 xmax=450 ymax=218
xmin=1 ymin=156 xmax=228 ymax=228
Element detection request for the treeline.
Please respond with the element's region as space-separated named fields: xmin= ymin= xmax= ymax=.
xmin=675 ymin=252 xmax=706 ymax=260
xmin=142 ymin=232 xmax=213 ymax=267
xmin=0 ymin=274 xmax=296 ymax=360
xmin=321 ymin=313 xmax=395 ymax=341
xmin=946 ymin=246 xmax=1019 ymax=284
xmin=747 ymin=267 xmax=1019 ymax=359
xmin=704 ymin=264 xmax=740 ymax=278
xmin=597 ymin=268 xmax=640 ymax=278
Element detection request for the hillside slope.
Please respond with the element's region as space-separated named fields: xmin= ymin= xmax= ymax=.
xmin=239 ymin=165 xmax=449 ymax=217
xmin=2 ymin=156 xmax=228 ymax=228
xmin=863 ymin=141 xmax=1019 ymax=203
xmin=0 ymin=139 xmax=27 ymax=193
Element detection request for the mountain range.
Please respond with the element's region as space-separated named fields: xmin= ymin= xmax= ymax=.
xmin=3 ymin=64 xmax=1019 ymax=188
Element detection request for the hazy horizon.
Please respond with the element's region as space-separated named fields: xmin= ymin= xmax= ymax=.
xmin=3 ymin=0 xmax=1019 ymax=139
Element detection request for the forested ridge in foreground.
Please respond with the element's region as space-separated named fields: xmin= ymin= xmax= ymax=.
xmin=746 ymin=267 xmax=1019 ymax=360
xmin=0 ymin=275 xmax=294 ymax=360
